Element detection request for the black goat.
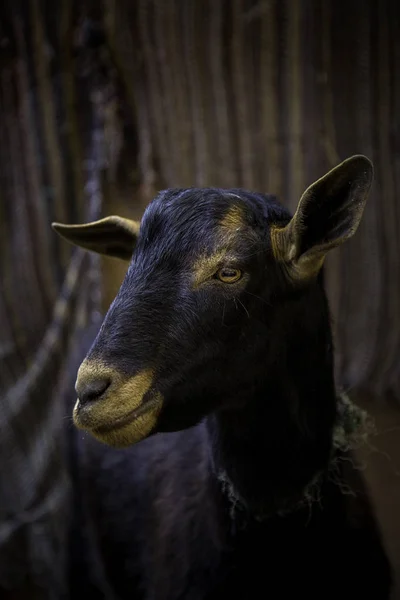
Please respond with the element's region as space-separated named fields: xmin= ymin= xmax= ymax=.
xmin=54 ymin=155 xmax=392 ymax=599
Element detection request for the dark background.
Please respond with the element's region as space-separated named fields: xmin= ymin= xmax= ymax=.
xmin=0 ymin=1 xmax=399 ymax=598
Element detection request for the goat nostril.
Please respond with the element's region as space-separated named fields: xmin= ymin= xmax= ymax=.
xmin=77 ymin=377 xmax=111 ymax=406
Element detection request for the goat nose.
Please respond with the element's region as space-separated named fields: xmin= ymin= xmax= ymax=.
xmin=76 ymin=376 xmax=111 ymax=406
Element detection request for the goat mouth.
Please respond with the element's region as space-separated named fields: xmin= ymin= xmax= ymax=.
xmin=93 ymin=393 xmax=163 ymax=434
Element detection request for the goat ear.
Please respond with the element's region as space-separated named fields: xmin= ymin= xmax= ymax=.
xmin=52 ymin=216 xmax=140 ymax=261
xmin=271 ymin=155 xmax=373 ymax=280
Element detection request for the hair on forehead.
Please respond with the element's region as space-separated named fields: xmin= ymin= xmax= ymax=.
xmin=144 ymin=187 xmax=291 ymax=230
xmin=132 ymin=188 xmax=293 ymax=264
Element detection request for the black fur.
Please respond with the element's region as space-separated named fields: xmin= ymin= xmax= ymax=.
xmin=68 ymin=188 xmax=392 ymax=599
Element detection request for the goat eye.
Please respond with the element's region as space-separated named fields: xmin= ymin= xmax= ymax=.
xmin=215 ymin=268 xmax=242 ymax=284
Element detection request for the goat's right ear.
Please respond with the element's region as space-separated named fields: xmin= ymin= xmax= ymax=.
xmin=271 ymin=155 xmax=373 ymax=281
xmin=52 ymin=216 xmax=140 ymax=261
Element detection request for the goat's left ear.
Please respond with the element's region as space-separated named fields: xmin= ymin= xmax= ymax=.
xmin=272 ymin=154 xmax=374 ymax=280
xmin=52 ymin=216 xmax=140 ymax=260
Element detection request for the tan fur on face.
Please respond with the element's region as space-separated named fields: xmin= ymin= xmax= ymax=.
xmin=192 ymin=249 xmax=229 ymax=289
xmin=73 ymin=360 xmax=162 ymax=448
xmin=91 ymin=393 xmax=162 ymax=448
xmin=192 ymin=205 xmax=246 ymax=288
xmin=219 ymin=205 xmax=244 ymax=230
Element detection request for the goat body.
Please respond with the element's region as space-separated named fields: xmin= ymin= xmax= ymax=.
xmin=69 ymin=420 xmax=391 ymax=600
xmin=55 ymin=156 xmax=392 ymax=599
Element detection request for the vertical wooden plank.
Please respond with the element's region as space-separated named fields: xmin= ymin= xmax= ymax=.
xmin=388 ymin=0 xmax=400 ymax=396
xmin=232 ymin=0 xmax=255 ymax=188
xmin=182 ymin=0 xmax=208 ymax=186
xmin=370 ymin=0 xmax=399 ymax=394
xmin=31 ymin=0 xmax=68 ymax=265
xmin=209 ymin=0 xmax=235 ymax=187
xmin=14 ymin=15 xmax=57 ymax=305
xmin=260 ymin=0 xmax=282 ymax=197
xmin=61 ymin=0 xmax=85 ymax=223
xmin=281 ymin=0 xmax=303 ymax=210
xmin=138 ymin=0 xmax=173 ymax=186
